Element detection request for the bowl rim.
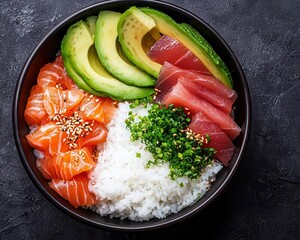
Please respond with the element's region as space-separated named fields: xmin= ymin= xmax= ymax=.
xmin=12 ymin=0 xmax=251 ymax=232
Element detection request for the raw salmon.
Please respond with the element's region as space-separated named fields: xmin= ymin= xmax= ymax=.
xmin=25 ymin=56 xmax=116 ymax=209
xmin=43 ymin=87 xmax=84 ymax=117
xmin=61 ymin=70 xmax=80 ymax=90
xmin=162 ymin=81 xmax=241 ymax=140
xmin=26 ymin=113 xmax=108 ymax=159
xmin=37 ymin=147 xmax=95 ymax=180
xmin=37 ymin=55 xmax=78 ymax=90
xmin=77 ymin=121 xmax=107 ymax=147
xmin=78 ymin=94 xmax=116 ymax=125
xmin=49 ymin=173 xmax=98 ymax=208
xmin=189 ymin=111 xmax=235 ymax=166
xmin=26 ymin=122 xmax=69 ymax=157
xmin=55 ymin=55 xmax=80 ymax=90
xmin=24 ymin=85 xmax=48 ymax=126
xmin=148 ymin=35 xmax=211 ymax=74
xmin=36 ymin=59 xmax=65 ymax=88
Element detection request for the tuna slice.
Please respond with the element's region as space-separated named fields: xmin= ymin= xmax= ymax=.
xmin=147 ymin=35 xmax=211 ymax=74
xmin=182 ymin=77 xmax=234 ymax=115
xmin=189 ymin=111 xmax=235 ymax=166
xmin=155 ymin=62 xmax=237 ymax=114
xmin=162 ymin=81 xmax=241 ymax=140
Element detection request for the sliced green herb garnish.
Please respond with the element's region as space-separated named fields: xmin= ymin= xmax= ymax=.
xmin=126 ymin=103 xmax=216 ymax=180
xmin=129 ymin=95 xmax=154 ymax=108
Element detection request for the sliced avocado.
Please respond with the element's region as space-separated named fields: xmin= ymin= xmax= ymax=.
xmin=61 ymin=35 xmax=104 ymax=96
xmin=142 ymin=28 xmax=162 ymax=53
xmin=118 ymin=6 xmax=162 ymax=78
xmin=61 ymin=20 xmax=154 ymax=100
xmin=86 ymin=16 xmax=97 ymax=35
xmin=95 ymin=10 xmax=155 ymax=87
xmin=180 ymin=23 xmax=233 ymax=87
xmin=140 ymin=7 xmax=233 ymax=88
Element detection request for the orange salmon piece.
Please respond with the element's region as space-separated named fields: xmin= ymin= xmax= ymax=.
xmin=24 ymin=85 xmax=48 ymax=126
xmin=78 ymin=94 xmax=116 ymax=124
xmin=37 ymin=55 xmax=78 ymax=90
xmin=43 ymin=87 xmax=84 ymax=117
xmin=37 ymin=60 xmax=65 ymax=88
xmin=61 ymin=69 xmax=79 ymax=90
xmin=55 ymin=55 xmax=80 ymax=90
xmin=49 ymin=173 xmax=98 ymax=208
xmin=26 ymin=122 xmax=69 ymax=157
xmin=37 ymin=147 xmax=95 ymax=180
xmin=77 ymin=121 xmax=107 ymax=147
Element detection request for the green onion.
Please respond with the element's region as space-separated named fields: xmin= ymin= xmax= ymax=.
xmin=126 ymin=103 xmax=216 ymax=180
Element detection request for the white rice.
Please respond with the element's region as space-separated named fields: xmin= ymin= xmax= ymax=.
xmin=89 ymin=102 xmax=223 ymax=221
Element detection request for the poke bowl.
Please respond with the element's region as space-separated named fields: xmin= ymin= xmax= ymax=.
xmin=13 ymin=0 xmax=251 ymax=232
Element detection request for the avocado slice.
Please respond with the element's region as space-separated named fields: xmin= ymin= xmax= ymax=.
xmin=95 ymin=10 xmax=155 ymax=87
xmin=61 ymin=33 xmax=104 ymax=96
xmin=140 ymin=7 xmax=233 ymax=88
xmin=61 ymin=20 xmax=154 ymax=100
xmin=180 ymin=23 xmax=233 ymax=87
xmin=61 ymin=50 xmax=104 ymax=96
xmin=86 ymin=16 xmax=97 ymax=35
xmin=118 ymin=6 xmax=162 ymax=78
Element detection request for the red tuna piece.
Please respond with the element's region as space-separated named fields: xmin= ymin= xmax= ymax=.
xmin=155 ymin=62 xmax=237 ymax=106
xmin=148 ymin=35 xmax=211 ymax=74
xmin=155 ymin=63 xmax=237 ymax=114
xmin=162 ymin=81 xmax=241 ymax=140
xmin=189 ymin=111 xmax=235 ymax=166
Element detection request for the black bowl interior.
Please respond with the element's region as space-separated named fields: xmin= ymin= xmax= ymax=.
xmin=13 ymin=0 xmax=251 ymax=232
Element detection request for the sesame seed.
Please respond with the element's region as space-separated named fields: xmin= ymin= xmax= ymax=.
xmin=112 ymin=101 xmax=118 ymax=108
xmin=51 ymin=111 xmax=93 ymax=150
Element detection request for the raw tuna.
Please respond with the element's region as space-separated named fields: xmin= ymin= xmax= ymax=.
xmin=162 ymin=81 xmax=241 ymax=140
xmin=148 ymin=35 xmax=211 ymax=74
xmin=155 ymin=62 xmax=237 ymax=108
xmin=181 ymin=77 xmax=234 ymax=115
xmin=189 ymin=111 xmax=235 ymax=166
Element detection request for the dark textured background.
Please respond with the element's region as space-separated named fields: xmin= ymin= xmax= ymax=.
xmin=1 ymin=0 xmax=299 ymax=239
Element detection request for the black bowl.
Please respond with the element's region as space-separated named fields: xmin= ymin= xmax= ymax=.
xmin=13 ymin=0 xmax=251 ymax=232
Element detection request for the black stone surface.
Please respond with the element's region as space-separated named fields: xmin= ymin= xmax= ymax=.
xmin=1 ymin=0 xmax=299 ymax=239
